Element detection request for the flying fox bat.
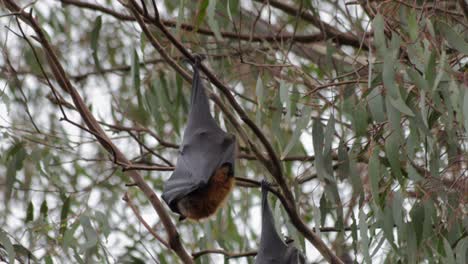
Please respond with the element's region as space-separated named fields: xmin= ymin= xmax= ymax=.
xmin=255 ymin=181 xmax=306 ymax=264
xmin=161 ymin=56 xmax=236 ymax=221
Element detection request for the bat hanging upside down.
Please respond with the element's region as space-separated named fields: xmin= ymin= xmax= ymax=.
xmin=176 ymin=164 xmax=234 ymax=221
xmin=161 ymin=55 xmax=236 ymax=222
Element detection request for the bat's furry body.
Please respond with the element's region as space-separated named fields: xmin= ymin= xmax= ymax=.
xmin=176 ymin=164 xmax=234 ymax=220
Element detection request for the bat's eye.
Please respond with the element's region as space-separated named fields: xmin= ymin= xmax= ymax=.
xmin=199 ymin=131 xmax=207 ymax=136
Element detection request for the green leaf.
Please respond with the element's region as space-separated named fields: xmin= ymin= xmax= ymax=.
xmin=312 ymin=118 xmax=334 ymax=181
xmin=385 ymin=96 xmax=402 ymax=132
xmin=5 ymin=143 xmax=27 ymax=204
xmin=359 ymin=211 xmax=371 ymax=264
xmin=348 ymin=153 xmax=363 ymax=195
xmin=63 ymin=221 xmax=80 ymax=249
xmin=13 ymin=244 xmax=36 ymax=262
xmin=95 ymin=211 xmax=110 ymax=239
xmin=26 ymin=201 xmax=34 ymax=223
xmin=281 ymin=106 xmax=311 ymax=158
xmin=392 ymin=190 xmax=403 ymax=228
xmin=407 ymin=67 xmax=429 ymax=92
xmin=382 ymin=205 xmax=395 ymax=245
xmin=279 ymin=80 xmax=288 ymax=104
xmin=226 ymin=0 xmax=234 ymax=21
xmin=407 ymin=222 xmax=417 ymax=263
xmin=176 ymin=0 xmax=185 ymax=35
xmin=314 ymin=194 xmax=324 ymax=230
xmin=255 ymin=76 xmax=264 ymax=126
xmin=463 ymin=89 xmax=468 ymax=134
xmin=443 ymin=237 xmax=457 ymax=264
xmin=455 ymin=237 xmax=467 ymax=264
xmin=323 ymin=115 xmax=334 ymax=155
xmin=45 ymin=255 xmax=54 ymax=264
xmin=388 ymin=96 xmax=415 ymax=117
xmin=80 ymin=215 xmax=98 ymax=249
xmin=40 ymin=200 xmax=48 ymax=220
xmin=60 ymin=196 xmax=71 ymax=237
xmin=337 ymin=140 xmax=349 ymax=180
xmin=432 ymin=49 xmax=446 ymax=92
xmin=438 ymin=22 xmax=468 ymax=54
xmin=410 ymin=202 xmax=424 ymax=246
xmin=425 ymin=50 xmax=437 ymax=87
xmin=0 ymin=229 xmax=15 ymax=264
xmin=373 ymin=14 xmax=386 ymax=56
xmin=195 ymin=0 xmax=209 ymax=30
xmin=207 ymin=0 xmax=223 ymax=40
xmin=382 ymin=52 xmax=397 ymax=95
xmin=256 ymin=76 xmax=264 ymax=107
xmin=90 ymin=16 xmax=102 ymax=70
xmin=367 ymin=86 xmax=385 ymax=123
xmin=368 ymin=147 xmax=380 ymax=205
xmin=390 ymin=32 xmax=401 ymax=56
xmin=407 ymin=10 xmax=418 ymax=41
xmin=385 ymin=131 xmax=403 ymax=181
xmin=131 ymin=49 xmax=142 ymax=108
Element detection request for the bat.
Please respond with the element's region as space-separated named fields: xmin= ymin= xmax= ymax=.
xmin=161 ymin=56 xmax=236 ymax=221
xmin=255 ymin=181 xmax=306 ymax=264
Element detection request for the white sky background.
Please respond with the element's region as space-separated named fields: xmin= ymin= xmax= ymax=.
xmin=0 ymin=1 xmax=387 ymax=263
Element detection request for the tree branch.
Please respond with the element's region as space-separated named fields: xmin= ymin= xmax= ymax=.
xmin=253 ymin=0 xmax=368 ymax=50
xmin=58 ymin=0 xmax=352 ymax=44
xmin=123 ymin=192 xmax=170 ymax=249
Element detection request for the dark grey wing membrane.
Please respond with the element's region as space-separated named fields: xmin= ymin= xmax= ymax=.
xmin=255 ymin=182 xmax=306 ymax=264
xmin=161 ymin=58 xmax=236 ymax=214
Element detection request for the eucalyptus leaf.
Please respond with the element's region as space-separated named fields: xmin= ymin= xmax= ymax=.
xmin=437 ymin=22 xmax=468 ymax=54
xmin=359 ymin=210 xmax=371 ymax=264
xmin=281 ymin=106 xmax=311 ymax=158
xmin=0 ymin=229 xmax=15 ymax=264
xmin=90 ymin=16 xmax=102 ymax=70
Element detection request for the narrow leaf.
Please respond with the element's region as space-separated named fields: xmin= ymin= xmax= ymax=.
xmin=438 ymin=22 xmax=468 ymax=54
xmin=463 ymin=90 xmax=468 ymax=134
xmin=256 ymin=76 xmax=264 ymax=106
xmin=373 ymin=14 xmax=386 ymax=56
xmin=26 ymin=201 xmax=34 ymax=223
xmin=60 ymin=196 xmax=71 ymax=236
xmin=40 ymin=200 xmax=48 ymax=220
xmin=80 ymin=216 xmax=98 ymax=249
xmin=359 ymin=211 xmax=371 ymax=264
xmin=207 ymin=0 xmax=223 ymax=40
xmin=90 ymin=16 xmax=102 ymax=70
xmin=131 ymin=49 xmax=142 ymax=108
xmin=368 ymin=147 xmax=380 ymax=205
xmin=281 ymin=106 xmax=311 ymax=158
xmin=0 ymin=229 xmax=15 ymax=264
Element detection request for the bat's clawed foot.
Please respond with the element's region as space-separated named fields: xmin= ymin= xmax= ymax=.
xmin=261 ymin=179 xmax=273 ymax=189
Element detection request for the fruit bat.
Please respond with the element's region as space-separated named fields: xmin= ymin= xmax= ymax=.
xmin=161 ymin=57 xmax=236 ymax=221
xmin=255 ymin=181 xmax=306 ymax=264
